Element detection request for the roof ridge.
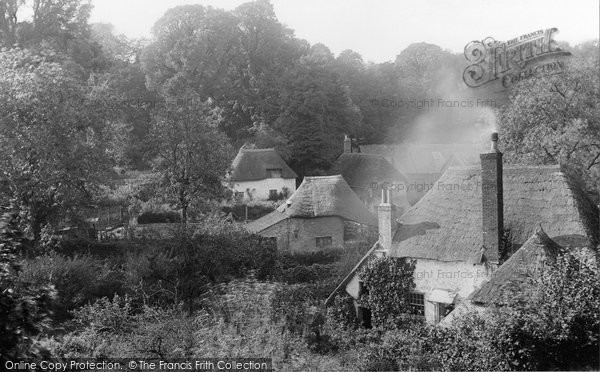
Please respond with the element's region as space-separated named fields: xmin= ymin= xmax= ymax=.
xmin=304 ymin=175 xmax=344 ymax=180
xmin=239 ymin=147 xmax=276 ymax=152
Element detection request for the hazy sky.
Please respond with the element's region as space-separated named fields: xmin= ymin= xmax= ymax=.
xmin=89 ymin=0 xmax=599 ymax=63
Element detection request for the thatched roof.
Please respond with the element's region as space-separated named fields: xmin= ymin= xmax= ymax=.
xmin=360 ymin=144 xmax=482 ymax=175
xmin=230 ymin=148 xmax=297 ymax=181
xmin=331 ymin=153 xmax=408 ymax=190
xmin=247 ymin=175 xmax=376 ymax=233
xmin=324 ymin=241 xmax=380 ymax=306
xmin=390 ymin=165 xmax=599 ymax=262
xmin=469 ymin=227 xmax=563 ymax=304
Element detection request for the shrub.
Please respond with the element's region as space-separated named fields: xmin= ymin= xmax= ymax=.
xmin=270 ymin=281 xmax=332 ymax=336
xmin=358 ymin=256 xmax=416 ymax=329
xmin=278 ymin=249 xmax=343 ymax=269
xmin=0 ymin=210 xmax=54 ymax=363
xmin=278 ymin=263 xmax=337 ymax=284
xmin=71 ymin=294 xmax=134 ymax=334
xmin=327 ymin=293 xmax=359 ymax=329
xmin=19 ymin=252 xmax=125 ymax=320
xmin=220 ymin=202 xmax=276 ymax=221
xmin=123 ymin=227 xmax=277 ymax=311
xmin=137 ymin=211 xmax=181 ymax=224
xmin=47 ymin=238 xmax=129 ymax=259
xmin=419 ymin=250 xmax=600 ymax=371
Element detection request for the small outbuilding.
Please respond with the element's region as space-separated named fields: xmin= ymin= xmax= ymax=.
xmin=246 ymin=175 xmax=376 ymax=253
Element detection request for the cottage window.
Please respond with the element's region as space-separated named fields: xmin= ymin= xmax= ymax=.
xmin=316 ymin=236 xmax=332 ymax=248
xmin=435 ymin=302 xmax=455 ymax=323
xmin=266 ymin=168 xmax=283 ymax=178
xmin=409 ymin=292 xmax=425 ymax=317
xmin=293 ymin=229 xmax=299 ymax=239
xmin=269 ymin=189 xmax=278 ymax=199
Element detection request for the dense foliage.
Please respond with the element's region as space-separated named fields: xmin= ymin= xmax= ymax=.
xmin=0 ymin=0 xmax=599 ymax=370
xmin=0 ymin=209 xmax=54 ymax=364
xmin=500 ymin=41 xmax=600 ymax=199
xmin=358 ymin=256 xmax=416 ymax=329
xmin=322 ymin=249 xmax=600 ymax=371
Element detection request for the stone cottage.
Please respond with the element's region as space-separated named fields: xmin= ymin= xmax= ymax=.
xmin=228 ymin=147 xmax=297 ymax=202
xmin=326 ymin=133 xmax=598 ymax=324
xmin=331 ymin=136 xmax=411 ymax=216
xmin=246 ymin=175 xmax=376 ymax=253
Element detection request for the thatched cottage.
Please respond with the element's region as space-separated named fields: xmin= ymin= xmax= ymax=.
xmin=331 ymin=136 xmax=411 ymax=216
xmin=327 ymin=133 xmax=598 ymax=325
xmin=228 ymin=147 xmax=297 ymax=201
xmin=360 ymin=143 xmax=483 ymax=204
xmin=246 ymin=175 xmax=376 ymax=253
xmin=441 ymin=227 xmax=565 ymax=324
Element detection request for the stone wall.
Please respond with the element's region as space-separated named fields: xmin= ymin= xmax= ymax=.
xmin=259 ymin=216 xmax=344 ymax=253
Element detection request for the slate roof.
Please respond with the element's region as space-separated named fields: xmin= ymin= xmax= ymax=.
xmin=246 ymin=175 xmax=377 ymax=233
xmin=390 ymin=165 xmax=599 ymax=262
xmin=331 ymin=153 xmax=408 ymax=190
xmin=230 ymin=148 xmax=297 ymax=181
xmin=469 ymin=227 xmax=563 ymax=304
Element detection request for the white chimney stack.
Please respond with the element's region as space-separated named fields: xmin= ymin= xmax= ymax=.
xmin=378 ymin=188 xmax=395 ymax=253
xmin=343 ymin=134 xmax=352 ymax=153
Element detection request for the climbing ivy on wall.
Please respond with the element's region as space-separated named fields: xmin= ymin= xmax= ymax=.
xmin=358 ymin=256 xmax=416 ymax=329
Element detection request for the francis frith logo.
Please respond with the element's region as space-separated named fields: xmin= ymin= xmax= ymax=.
xmin=463 ymin=28 xmax=571 ymax=89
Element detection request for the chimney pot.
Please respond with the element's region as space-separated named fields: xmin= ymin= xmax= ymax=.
xmin=490 ymin=132 xmax=499 ymax=152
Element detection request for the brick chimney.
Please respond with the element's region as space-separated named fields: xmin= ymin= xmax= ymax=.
xmin=480 ymin=132 xmax=503 ymax=263
xmin=378 ymin=188 xmax=395 ymax=253
xmin=343 ymin=134 xmax=352 ymax=153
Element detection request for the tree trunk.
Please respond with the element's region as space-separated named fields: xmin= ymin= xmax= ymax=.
xmin=179 ymin=187 xmax=188 ymax=224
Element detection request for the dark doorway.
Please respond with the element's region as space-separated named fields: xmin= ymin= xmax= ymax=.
xmin=358 ymin=307 xmax=372 ymax=329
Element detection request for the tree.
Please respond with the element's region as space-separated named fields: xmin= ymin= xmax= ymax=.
xmin=500 ymin=43 xmax=600 ymax=198
xmin=0 ymin=0 xmax=108 ymax=74
xmin=275 ymin=45 xmax=362 ymax=176
xmin=141 ymin=5 xmax=241 ymax=100
xmin=148 ymin=98 xmax=233 ymax=222
xmin=0 ymin=208 xmax=54 ymax=363
xmin=141 ymin=1 xmax=307 ymax=147
xmin=0 ymin=0 xmax=23 ymax=47
xmin=0 ymin=48 xmax=118 ymax=241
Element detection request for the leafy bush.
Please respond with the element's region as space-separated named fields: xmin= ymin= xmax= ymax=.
xmin=278 ymin=249 xmax=343 ymax=269
xmin=71 ymin=294 xmax=134 ymax=334
xmin=46 ymin=238 xmax=131 ymax=259
xmin=270 ymin=281 xmax=331 ymax=336
xmin=137 ymin=211 xmax=181 ymax=224
xmin=0 ymin=210 xmax=55 ymax=363
xmin=19 ymin=252 xmax=125 ymax=320
xmin=220 ymin=202 xmax=277 ymax=221
xmin=417 ymin=250 xmax=600 ymax=371
xmin=358 ymin=256 xmax=416 ymax=329
xmin=48 ymin=279 xmax=350 ymax=371
xmin=123 ymin=228 xmax=277 ymax=311
xmin=327 ymin=293 xmax=359 ymax=329
xmin=278 ymin=263 xmax=337 ymax=284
